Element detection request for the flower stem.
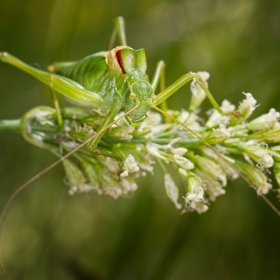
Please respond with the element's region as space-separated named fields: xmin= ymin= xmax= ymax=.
xmin=0 ymin=119 xmax=21 ymax=131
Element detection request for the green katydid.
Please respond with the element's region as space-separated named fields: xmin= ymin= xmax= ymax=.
xmin=0 ymin=16 xmax=280 ymax=254
xmin=1 ymin=15 xmax=280 ymax=272
xmin=0 ymin=17 xmax=226 ymax=151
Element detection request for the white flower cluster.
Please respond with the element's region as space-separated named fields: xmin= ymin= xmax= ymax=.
xmin=16 ymin=73 xmax=280 ymax=214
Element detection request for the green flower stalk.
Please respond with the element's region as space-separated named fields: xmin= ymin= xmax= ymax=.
xmin=2 ymin=73 xmax=280 ymax=214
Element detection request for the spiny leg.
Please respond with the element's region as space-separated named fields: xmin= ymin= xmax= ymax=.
xmin=150 ymin=60 xmax=169 ymax=118
xmin=154 ymin=72 xmax=229 ymax=116
xmin=88 ymin=100 xmax=123 ymax=152
xmin=108 ymin=16 xmax=127 ymax=49
xmin=49 ymin=86 xmax=63 ymax=133
xmin=151 ymin=61 xmax=165 ymax=91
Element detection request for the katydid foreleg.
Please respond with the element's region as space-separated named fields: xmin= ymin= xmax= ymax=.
xmin=153 ymin=71 xmax=229 ymax=116
xmin=88 ymin=98 xmax=124 ymax=151
xmin=49 ymin=86 xmax=63 ymax=132
xmin=151 ymin=60 xmax=165 ymax=92
xmin=150 ymin=60 xmax=170 ymax=115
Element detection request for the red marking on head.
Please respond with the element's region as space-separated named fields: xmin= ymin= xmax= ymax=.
xmin=116 ymin=50 xmax=126 ymax=74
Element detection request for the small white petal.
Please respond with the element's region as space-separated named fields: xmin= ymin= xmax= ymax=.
xmin=171 ymin=147 xmax=188 ymax=156
xmin=173 ymin=154 xmax=194 ymax=170
xmin=164 ymin=173 xmax=182 ymax=209
xmin=147 ymin=143 xmax=169 ymax=162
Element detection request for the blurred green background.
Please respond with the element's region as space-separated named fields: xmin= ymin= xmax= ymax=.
xmin=1 ymin=0 xmax=280 ymax=279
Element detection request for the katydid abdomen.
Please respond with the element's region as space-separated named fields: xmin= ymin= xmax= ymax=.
xmin=50 ymin=53 xmax=118 ymax=101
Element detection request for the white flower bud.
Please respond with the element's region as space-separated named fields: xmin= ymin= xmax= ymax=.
xmin=173 ymin=154 xmax=194 ymax=170
xmin=238 ymin=143 xmax=274 ymax=168
xmin=120 ymin=154 xmax=139 ymax=177
xmin=235 ymin=161 xmax=272 ymax=195
xmin=195 ymin=156 xmax=227 ymax=186
xmin=147 ymin=143 xmax=169 ymax=162
xmin=182 ymin=172 xmax=209 ymax=213
xmin=231 ymin=93 xmax=258 ymax=126
xmin=171 ymin=147 xmax=188 ymax=156
xmin=206 ymin=100 xmax=235 ymax=128
xmin=121 ymin=177 xmax=138 ymax=193
xmin=81 ymin=160 xmax=102 ymax=194
xmin=185 ymin=175 xmax=204 ymax=203
xmin=247 ymin=108 xmax=280 ymax=131
xmin=261 ymin=128 xmax=280 ymax=142
xmin=189 ymin=72 xmax=210 ymax=112
xmin=164 ymin=173 xmax=182 ymax=209
xmin=192 ymin=201 xmax=209 ymax=214
xmin=62 ymin=159 xmax=88 ymax=195
xmin=202 ymin=123 xmax=232 ymax=144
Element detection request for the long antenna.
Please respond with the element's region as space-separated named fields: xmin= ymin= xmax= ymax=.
xmin=150 ymin=103 xmax=280 ymax=218
xmin=0 ymin=103 xmax=139 ymax=273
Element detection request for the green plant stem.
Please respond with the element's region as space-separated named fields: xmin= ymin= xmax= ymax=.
xmin=0 ymin=119 xmax=21 ymax=131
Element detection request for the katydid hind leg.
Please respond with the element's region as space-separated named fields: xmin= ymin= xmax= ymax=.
xmin=49 ymin=86 xmax=63 ymax=132
xmin=88 ymin=100 xmax=123 ymax=151
xmin=114 ymin=16 xmax=127 ymax=46
xmin=0 ymin=52 xmax=104 ymax=107
xmin=108 ymin=16 xmax=127 ymax=49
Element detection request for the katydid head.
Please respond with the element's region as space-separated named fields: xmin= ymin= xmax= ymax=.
xmin=121 ymin=47 xmax=153 ymax=122
xmin=107 ymin=46 xmax=154 ymax=122
xmin=125 ymin=80 xmax=154 ymax=122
